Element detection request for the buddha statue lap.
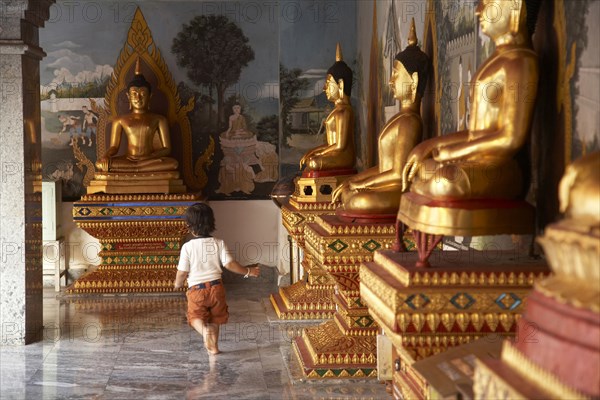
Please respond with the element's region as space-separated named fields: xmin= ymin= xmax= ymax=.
xmin=88 ymin=59 xmax=185 ymax=194
xmin=299 ymin=43 xmax=356 ymax=174
xmin=332 ymin=19 xmax=430 ymax=220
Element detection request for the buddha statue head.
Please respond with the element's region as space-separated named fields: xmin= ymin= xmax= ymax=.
xmin=390 ymin=18 xmax=430 ymax=106
xmin=476 ymin=0 xmax=542 ymax=45
xmin=324 ymin=43 xmax=353 ymax=101
xmin=126 ymin=58 xmax=153 ymax=112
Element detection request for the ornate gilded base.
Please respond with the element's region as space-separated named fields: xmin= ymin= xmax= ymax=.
xmin=360 ymin=250 xmax=549 ymax=360
xmin=282 ymin=198 xmax=338 ymax=247
xmin=87 ymin=175 xmax=186 ymax=194
xmin=292 ymin=215 xmax=413 ymax=379
xmin=270 ymin=282 xmax=335 ymax=320
xmin=475 ymin=219 xmax=599 ymax=400
xmin=476 ymin=341 xmax=590 ymax=400
xmin=293 ymin=319 xmax=378 ymax=379
xmin=273 ymin=175 xmax=343 ymax=321
xmin=68 ymin=193 xmax=200 ymax=294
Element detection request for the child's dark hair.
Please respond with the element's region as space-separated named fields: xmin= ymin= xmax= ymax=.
xmin=184 ymin=203 xmax=215 ymax=237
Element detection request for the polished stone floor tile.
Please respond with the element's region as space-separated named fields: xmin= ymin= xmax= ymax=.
xmin=0 ymin=277 xmax=389 ymax=399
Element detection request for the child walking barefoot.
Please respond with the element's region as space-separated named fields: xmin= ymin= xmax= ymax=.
xmin=174 ymin=203 xmax=260 ymax=354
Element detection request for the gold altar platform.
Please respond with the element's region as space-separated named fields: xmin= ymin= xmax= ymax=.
xmin=270 ymin=170 xmax=355 ymax=321
xmin=360 ymin=249 xmax=549 ymax=399
xmin=67 ymin=193 xmax=200 ymax=294
xmin=270 ymin=195 xmax=338 ymax=320
xmin=292 ymin=214 xmax=407 ymax=379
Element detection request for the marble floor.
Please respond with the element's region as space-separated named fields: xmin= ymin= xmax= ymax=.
xmin=0 ymin=272 xmax=389 ymax=399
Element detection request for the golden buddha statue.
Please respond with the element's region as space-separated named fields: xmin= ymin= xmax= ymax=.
xmin=95 ymin=60 xmax=179 ymax=174
xmin=88 ymin=58 xmax=185 ymax=194
xmin=402 ymin=0 xmax=538 ymax=200
xmin=300 ymin=43 xmax=355 ymax=172
xmin=332 ymin=19 xmax=430 ymax=216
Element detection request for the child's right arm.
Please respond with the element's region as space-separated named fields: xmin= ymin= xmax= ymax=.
xmin=174 ymin=270 xmax=188 ymax=289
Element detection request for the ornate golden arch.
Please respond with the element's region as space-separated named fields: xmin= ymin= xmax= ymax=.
xmin=83 ymin=7 xmax=213 ymax=191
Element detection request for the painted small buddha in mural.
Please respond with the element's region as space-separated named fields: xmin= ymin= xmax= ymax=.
xmin=402 ymin=0 xmax=539 ymax=200
xmin=95 ymin=58 xmax=179 ymax=174
xmin=332 ymin=19 xmax=430 ymax=216
xmin=299 ymin=43 xmax=355 ymax=172
xmin=221 ymin=104 xmax=254 ymax=140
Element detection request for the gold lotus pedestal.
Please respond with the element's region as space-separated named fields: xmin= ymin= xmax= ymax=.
xmin=292 ymin=214 xmax=402 ymax=379
xmin=270 ymin=169 xmax=355 ymax=321
xmin=68 ymin=193 xmax=200 ymax=294
xmin=360 ymin=249 xmax=549 ymax=399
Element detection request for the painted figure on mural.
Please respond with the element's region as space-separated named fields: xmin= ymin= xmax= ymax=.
xmin=81 ymin=105 xmax=98 ymax=147
xmin=95 ymin=58 xmax=179 ymax=174
xmin=402 ymin=0 xmax=539 ymax=200
xmin=58 ymin=114 xmax=81 ymax=147
xmin=332 ymin=19 xmax=430 ymax=215
xmin=299 ymin=43 xmax=355 ymax=172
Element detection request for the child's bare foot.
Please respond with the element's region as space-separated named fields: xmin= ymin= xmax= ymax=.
xmin=206 ymin=347 xmax=221 ymax=355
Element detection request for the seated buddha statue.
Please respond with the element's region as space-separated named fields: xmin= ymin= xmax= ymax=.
xmin=402 ymin=0 xmax=538 ymax=200
xmin=95 ymin=59 xmax=179 ymax=175
xmin=88 ymin=58 xmax=185 ymax=194
xmin=300 ymin=43 xmax=355 ymax=172
xmin=332 ymin=19 xmax=430 ymax=216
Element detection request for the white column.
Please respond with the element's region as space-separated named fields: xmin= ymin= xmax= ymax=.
xmin=0 ymin=0 xmax=54 ymax=345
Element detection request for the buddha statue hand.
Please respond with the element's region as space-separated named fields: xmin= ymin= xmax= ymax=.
xmin=402 ymin=139 xmax=438 ymax=191
xmin=331 ymin=181 xmax=346 ymax=203
xmin=299 ymin=154 xmax=308 ymax=169
xmin=300 ymin=149 xmax=319 ymax=169
xmin=95 ymin=157 xmax=110 ymax=172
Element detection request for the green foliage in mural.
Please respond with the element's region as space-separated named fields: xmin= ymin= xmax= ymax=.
xmin=279 ymin=64 xmax=310 ymax=144
xmin=172 ymin=15 xmax=255 ymax=128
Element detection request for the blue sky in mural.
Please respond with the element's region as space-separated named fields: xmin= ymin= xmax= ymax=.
xmin=40 ymin=1 xmax=279 ymax=115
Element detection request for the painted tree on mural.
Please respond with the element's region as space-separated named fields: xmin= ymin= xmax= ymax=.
xmin=279 ymin=64 xmax=310 ymax=143
xmin=172 ymin=15 xmax=255 ymax=128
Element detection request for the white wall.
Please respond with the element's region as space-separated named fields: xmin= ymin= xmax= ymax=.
xmin=60 ymin=202 xmax=101 ymax=268
xmin=59 ymin=199 xmax=282 ymax=270
xmin=210 ymin=200 xmax=282 ymax=268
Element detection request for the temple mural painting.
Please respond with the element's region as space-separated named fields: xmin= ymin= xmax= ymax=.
xmin=565 ymin=0 xmax=600 ymax=161
xmin=40 ymin=1 xmax=279 ymax=200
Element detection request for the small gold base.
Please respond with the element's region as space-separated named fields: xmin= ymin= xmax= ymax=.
xmin=292 ymin=174 xmax=353 ymax=203
xmin=87 ymin=178 xmax=186 ymax=194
